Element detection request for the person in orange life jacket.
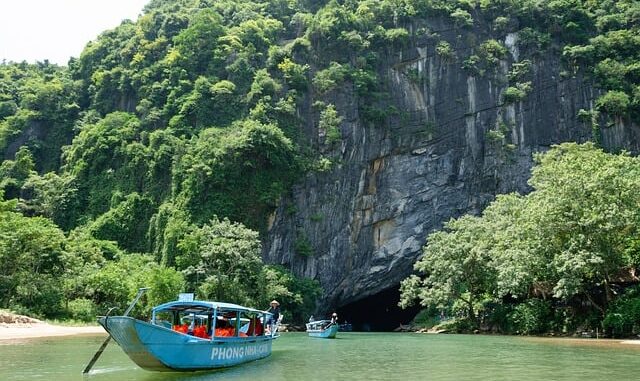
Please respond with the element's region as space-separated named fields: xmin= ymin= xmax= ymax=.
xmin=214 ymin=317 xmax=234 ymax=337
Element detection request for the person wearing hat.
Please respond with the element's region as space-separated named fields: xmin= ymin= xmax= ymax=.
xmin=266 ymin=300 xmax=280 ymax=331
xmin=324 ymin=312 xmax=338 ymax=329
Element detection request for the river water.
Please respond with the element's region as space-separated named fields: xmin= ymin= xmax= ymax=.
xmin=1 ymin=332 xmax=639 ymax=380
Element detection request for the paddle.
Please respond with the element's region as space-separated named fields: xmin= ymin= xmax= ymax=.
xmin=82 ymin=287 xmax=149 ymax=375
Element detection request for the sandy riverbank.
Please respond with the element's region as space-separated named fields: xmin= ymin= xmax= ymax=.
xmin=0 ymin=324 xmax=106 ymax=341
xmin=0 ymin=311 xmax=105 ymax=341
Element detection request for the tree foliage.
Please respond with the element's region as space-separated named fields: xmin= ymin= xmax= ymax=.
xmin=401 ymin=143 xmax=640 ymax=333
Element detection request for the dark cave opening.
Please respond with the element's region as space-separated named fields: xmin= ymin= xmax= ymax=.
xmin=336 ymin=286 xmax=421 ymax=332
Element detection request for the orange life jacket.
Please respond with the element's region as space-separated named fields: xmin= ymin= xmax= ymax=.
xmin=214 ymin=327 xmax=235 ymax=337
xmin=173 ymin=324 xmax=189 ymax=333
xmin=193 ymin=325 xmax=210 ymax=339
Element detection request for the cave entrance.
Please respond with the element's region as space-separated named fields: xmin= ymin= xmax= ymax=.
xmin=336 ymin=286 xmax=421 ymax=331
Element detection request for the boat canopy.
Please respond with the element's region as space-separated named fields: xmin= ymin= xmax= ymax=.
xmin=152 ymin=300 xmax=269 ymax=315
xmin=308 ymin=320 xmax=331 ymax=325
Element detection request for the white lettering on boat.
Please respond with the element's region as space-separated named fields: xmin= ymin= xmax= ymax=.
xmin=211 ymin=342 xmax=269 ymax=361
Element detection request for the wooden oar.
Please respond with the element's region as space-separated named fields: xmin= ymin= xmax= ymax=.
xmin=82 ymin=287 xmax=149 ymax=375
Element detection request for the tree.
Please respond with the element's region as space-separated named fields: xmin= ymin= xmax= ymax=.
xmin=171 ymin=9 xmax=225 ymax=76
xmin=400 ymin=215 xmax=497 ymax=327
xmin=0 ymin=195 xmax=68 ymax=317
xmin=401 ymin=143 xmax=640 ymax=330
xmin=20 ymin=172 xmax=79 ymax=229
xmin=0 ymin=146 xmax=35 ymax=199
xmin=596 ymin=90 xmax=630 ymax=116
xmin=527 ymin=143 xmax=640 ymax=313
xmin=177 ymin=217 xmax=263 ymax=306
xmin=87 ymin=192 xmax=156 ymax=253
xmin=319 ymin=103 xmax=342 ymax=145
xmin=260 ymin=264 xmax=322 ymax=322
xmin=176 ymin=119 xmax=301 ymax=230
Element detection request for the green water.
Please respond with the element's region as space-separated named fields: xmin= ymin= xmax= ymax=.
xmin=1 ymin=333 xmax=639 ymax=380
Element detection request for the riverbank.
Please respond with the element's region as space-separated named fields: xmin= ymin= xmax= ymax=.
xmin=0 ymin=311 xmax=105 ymax=341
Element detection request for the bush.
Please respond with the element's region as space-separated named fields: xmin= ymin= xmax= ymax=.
xmin=440 ymin=317 xmax=476 ymax=333
xmin=313 ymin=62 xmax=347 ymax=94
xmin=603 ymin=287 xmax=640 ymax=338
xmin=436 ymin=41 xmax=454 ymax=60
xmin=450 ymin=9 xmax=473 ymax=27
xmin=509 ymin=299 xmax=552 ymax=335
xmin=67 ymin=298 xmax=97 ymax=322
xmin=294 ymin=231 xmax=314 ymax=257
xmin=319 ymin=104 xmax=342 ymax=145
xmin=596 ymin=90 xmax=630 ymax=116
xmin=503 ymin=83 xmax=531 ymax=103
xmin=411 ymin=307 xmax=442 ymax=329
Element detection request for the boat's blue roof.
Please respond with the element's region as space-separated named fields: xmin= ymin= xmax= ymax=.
xmin=152 ymin=300 xmax=268 ymax=315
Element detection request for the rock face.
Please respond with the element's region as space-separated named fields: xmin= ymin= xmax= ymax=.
xmin=263 ymin=19 xmax=640 ymax=312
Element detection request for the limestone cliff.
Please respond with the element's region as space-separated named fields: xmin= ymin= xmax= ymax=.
xmin=264 ymin=17 xmax=640 ymax=311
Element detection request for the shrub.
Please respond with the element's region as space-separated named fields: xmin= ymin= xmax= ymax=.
xmin=450 ymin=8 xmax=473 ymax=28
xmin=503 ymin=82 xmax=531 ymax=103
xmin=294 ymin=231 xmax=314 ymax=257
xmin=411 ymin=307 xmax=442 ymax=328
xmin=67 ymin=298 xmax=97 ymax=322
xmin=436 ymin=41 xmax=454 ymax=60
xmin=493 ymin=16 xmax=510 ymax=32
xmin=596 ymin=90 xmax=630 ymax=116
xmin=603 ymin=287 xmax=640 ymax=338
xmin=313 ymin=62 xmax=348 ymax=94
xmin=319 ymin=104 xmax=342 ymax=144
xmin=509 ymin=299 xmax=552 ymax=335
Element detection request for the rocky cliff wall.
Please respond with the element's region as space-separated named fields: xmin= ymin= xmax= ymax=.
xmin=264 ymin=18 xmax=640 ymax=312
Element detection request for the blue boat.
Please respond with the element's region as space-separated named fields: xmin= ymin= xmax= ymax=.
xmin=338 ymin=322 xmax=353 ymax=332
xmin=306 ymin=320 xmax=339 ymax=338
xmin=98 ymin=297 xmax=281 ymax=371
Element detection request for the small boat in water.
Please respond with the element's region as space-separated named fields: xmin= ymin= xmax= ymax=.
xmin=339 ymin=322 xmax=353 ymax=332
xmin=97 ymin=295 xmax=281 ymax=371
xmin=306 ymin=320 xmax=339 ymax=338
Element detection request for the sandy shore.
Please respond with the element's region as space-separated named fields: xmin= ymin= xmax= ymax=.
xmin=0 ymin=310 xmax=105 ymax=341
xmin=0 ymin=323 xmax=106 ymax=341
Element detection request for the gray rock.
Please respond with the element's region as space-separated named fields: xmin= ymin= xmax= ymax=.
xmin=263 ymin=19 xmax=640 ymax=314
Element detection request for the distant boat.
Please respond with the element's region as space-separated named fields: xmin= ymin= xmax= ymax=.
xmin=97 ymin=298 xmax=281 ymax=371
xmin=339 ymin=322 xmax=353 ymax=332
xmin=306 ymin=320 xmax=339 ymax=338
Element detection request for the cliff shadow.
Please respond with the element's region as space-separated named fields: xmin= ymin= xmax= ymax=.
xmin=336 ymin=286 xmax=420 ymax=332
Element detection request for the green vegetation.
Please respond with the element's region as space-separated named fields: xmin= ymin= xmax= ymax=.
xmin=0 ymin=0 xmax=639 ymax=325
xmin=502 ymin=82 xmax=532 ymax=104
xmin=400 ymin=143 xmax=640 ymax=337
xmin=319 ymin=103 xmax=342 ymax=145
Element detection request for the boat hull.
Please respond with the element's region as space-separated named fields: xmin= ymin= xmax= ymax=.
xmin=100 ymin=317 xmax=274 ymax=371
xmin=307 ymin=324 xmax=339 ymax=339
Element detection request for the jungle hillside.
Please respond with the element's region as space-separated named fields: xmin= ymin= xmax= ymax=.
xmin=1 ymin=0 xmax=639 ymax=334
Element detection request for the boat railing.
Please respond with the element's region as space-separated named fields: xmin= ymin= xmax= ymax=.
xmin=306 ymin=320 xmax=333 ymax=331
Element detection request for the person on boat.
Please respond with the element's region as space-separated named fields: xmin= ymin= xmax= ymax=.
xmin=309 ymin=315 xmax=315 ymax=323
xmin=322 ymin=312 xmax=338 ymax=329
xmin=245 ymin=315 xmax=263 ymax=336
xmin=254 ymin=316 xmax=264 ymax=335
xmin=214 ymin=318 xmax=234 ymax=337
xmin=266 ymin=300 xmax=280 ymax=332
xmin=324 ymin=312 xmax=338 ymax=329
